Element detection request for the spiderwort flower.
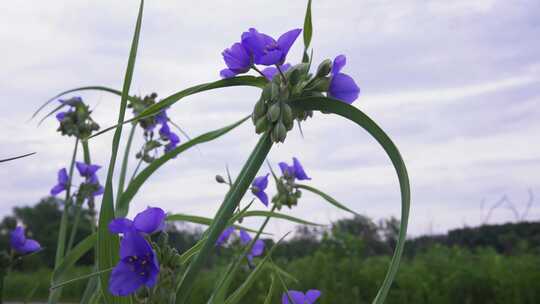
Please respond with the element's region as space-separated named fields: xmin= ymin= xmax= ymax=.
xmin=109 ymin=230 xmax=160 ymax=296
xmin=282 ymin=290 xmax=322 ymax=304
xmin=50 ymin=168 xmax=69 ymax=196
xmin=279 ymin=157 xmax=311 ymax=181
xmin=239 ymin=230 xmax=265 ymax=262
xmin=220 ymin=42 xmax=252 ymax=78
xmin=261 ymin=63 xmax=292 ymax=81
xmin=241 ymin=28 xmax=302 ymax=66
xmin=251 ymin=174 xmax=270 ymax=206
xmin=10 ymin=226 xmax=41 ymax=255
xmin=159 ymin=122 xmax=181 ymax=153
xmin=328 ymin=55 xmax=360 ymax=104
xmin=76 ymin=162 xmax=101 ymax=179
xmin=216 ymin=226 xmax=236 ymax=247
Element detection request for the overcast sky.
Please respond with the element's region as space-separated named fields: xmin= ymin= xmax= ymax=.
xmin=1 ymin=0 xmax=539 ymax=238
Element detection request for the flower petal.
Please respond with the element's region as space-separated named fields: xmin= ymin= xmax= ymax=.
xmin=254 ymin=190 xmax=269 ymax=206
xmin=108 ymin=218 xmax=134 ymax=234
xmin=220 ymin=68 xmax=238 ymax=79
xmin=278 ymin=162 xmax=292 ymax=177
xmin=133 ymin=207 xmax=166 ymax=234
xmin=58 ymin=168 xmax=69 ymax=185
xmin=55 ymin=111 xmax=67 ymax=122
xmin=216 ymin=226 xmax=235 ymax=246
xmin=241 ymin=28 xmax=275 ymax=58
xmin=222 ymin=42 xmax=251 ymax=73
xmin=10 ymin=227 xmax=26 ymax=250
xmin=282 ymin=291 xmax=305 ymax=304
xmin=250 ymin=239 xmax=265 ymax=257
xmin=305 ymin=290 xmax=322 ymax=303
xmin=119 ymin=231 xmax=153 ymax=259
xmin=252 ymin=174 xmax=269 ymax=191
xmin=332 ymin=54 xmax=346 ymax=74
xmin=277 ymin=28 xmax=302 ymax=62
xmin=328 ymin=73 xmax=360 ymax=104
xmin=50 ymin=183 xmax=66 ymax=196
xmin=109 ymin=260 xmax=144 ymax=296
xmin=257 ymin=49 xmax=283 ymax=66
xmin=20 ymin=239 xmax=41 ymax=254
xmin=261 ymin=66 xmax=278 ymax=80
xmin=293 ymin=157 xmax=311 ymax=180
xmin=239 ymin=229 xmax=251 ymax=245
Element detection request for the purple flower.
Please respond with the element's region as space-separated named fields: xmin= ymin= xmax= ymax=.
xmin=155 ymin=110 xmax=168 ymax=125
xmin=282 ymin=290 xmax=321 ymax=304
xmin=58 ymin=96 xmax=83 ymax=106
xmin=241 ymin=28 xmax=302 ymax=66
xmin=216 ymin=226 xmax=236 ymax=247
xmin=160 ymin=122 xmax=181 ymax=153
xmin=55 ymin=111 xmax=69 ymax=122
xmin=76 ymin=162 xmax=101 ymax=179
xmin=278 ymin=157 xmax=311 ymax=181
xmin=10 ymin=226 xmax=41 ymax=255
xmin=328 ymin=55 xmax=360 ymax=104
xmin=261 ymin=63 xmax=292 ymax=81
xmin=109 ymin=207 xmax=166 ymax=235
xmin=50 ymin=168 xmax=69 ymax=196
xmin=251 ymin=174 xmax=270 ymax=206
xmin=220 ymin=42 xmax=252 ymax=78
xmin=109 ymin=230 xmax=159 ymax=296
xmin=239 ymin=230 xmax=265 ymax=262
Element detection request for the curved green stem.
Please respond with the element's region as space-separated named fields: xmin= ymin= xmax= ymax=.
xmin=175 ymin=132 xmax=273 ymax=303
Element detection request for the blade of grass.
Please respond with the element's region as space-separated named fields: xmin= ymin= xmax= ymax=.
xmin=0 ymin=152 xmax=35 ymax=163
xmin=295 ymin=183 xmax=359 ymax=216
xmin=175 ymin=132 xmax=273 ymax=303
xmin=292 ymin=96 xmax=411 ymax=304
xmin=302 ymin=0 xmax=313 ymax=63
xmin=96 ymin=1 xmax=144 ymax=303
xmin=115 ymin=123 xmax=136 ymax=210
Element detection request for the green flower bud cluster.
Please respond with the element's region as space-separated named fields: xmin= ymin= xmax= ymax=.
xmin=128 ymin=92 xmax=159 ymax=131
xmin=57 ymin=98 xmax=100 ymax=139
xmin=147 ymin=232 xmax=182 ymax=303
xmin=135 ymin=139 xmax=162 ymax=163
xmin=251 ymin=60 xmax=334 ymax=143
xmin=271 ymin=174 xmax=302 ymax=209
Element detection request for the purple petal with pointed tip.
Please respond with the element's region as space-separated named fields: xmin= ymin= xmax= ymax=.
xmin=305 ymin=290 xmax=322 ymax=303
xmin=251 ymin=239 xmax=265 ymax=257
xmin=109 ymin=260 xmax=145 ymax=296
xmin=277 ymin=28 xmax=302 ymax=63
xmin=293 ymin=157 xmax=311 ymax=180
xmin=222 ymin=42 xmax=251 ymax=73
xmin=239 ymin=229 xmax=251 ymax=245
xmin=332 ymin=55 xmax=346 ymax=74
xmin=108 ymin=218 xmax=134 ymax=234
xmin=282 ymin=291 xmax=306 ymax=304
xmin=220 ymin=68 xmax=238 ymax=79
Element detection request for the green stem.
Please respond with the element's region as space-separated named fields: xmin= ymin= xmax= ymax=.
xmin=49 ymin=138 xmax=79 ymax=303
xmin=175 ymin=132 xmax=273 ymax=303
xmin=66 ymin=197 xmax=84 ymax=251
xmin=116 ymin=124 xmax=136 ymax=210
xmin=0 ymin=271 xmax=5 ymax=304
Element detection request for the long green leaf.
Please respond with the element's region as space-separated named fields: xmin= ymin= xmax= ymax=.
xmin=295 ymin=183 xmax=359 ymax=216
xmin=263 ymin=274 xmax=276 ymax=304
xmin=32 ymin=86 xmax=135 ymax=120
xmin=223 ymin=234 xmax=287 ymax=304
xmin=239 ymin=210 xmax=324 ymax=226
xmin=90 ymin=76 xmax=266 ymax=139
xmin=292 ymin=97 xmax=411 ymax=304
xmin=176 ymin=132 xmax=273 ymax=303
xmin=302 ymin=0 xmax=313 ymax=63
xmin=52 ymin=233 xmax=96 ymax=284
xmin=97 ymin=1 xmax=144 ymax=303
xmin=116 ymin=116 xmax=250 ymax=217
xmin=166 ymin=213 xmax=261 ymax=234
xmin=0 ymin=152 xmax=35 ymax=163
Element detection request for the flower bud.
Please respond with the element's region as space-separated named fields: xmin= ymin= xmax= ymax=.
xmin=287 ymin=196 xmax=298 ymax=206
xmin=255 ymin=116 xmax=269 ymax=134
xmin=215 ymin=175 xmax=226 ymax=184
xmin=281 ymin=104 xmax=293 ymax=130
xmin=309 ymin=77 xmax=330 ymax=92
xmin=271 ymin=122 xmax=287 ymax=143
xmin=253 ymin=98 xmax=267 ymax=119
xmin=316 ymin=59 xmax=332 ymax=77
xmin=267 ymin=103 xmax=281 ymax=122
xmin=270 ymin=81 xmax=280 ymax=101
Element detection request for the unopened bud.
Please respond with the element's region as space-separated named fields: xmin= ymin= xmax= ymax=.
xmin=255 ymin=116 xmax=269 ymax=134
xmin=271 ymin=122 xmax=287 ymax=143
xmin=271 ymin=81 xmax=280 ymax=100
xmin=253 ymin=98 xmax=267 ymax=118
xmin=215 ymin=175 xmax=226 ymax=184
xmin=316 ymin=59 xmax=332 ymax=77
xmin=310 ymin=77 xmax=330 ymax=92
xmin=267 ymin=103 xmax=281 ymax=122
xmin=281 ymin=104 xmax=293 ymax=130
